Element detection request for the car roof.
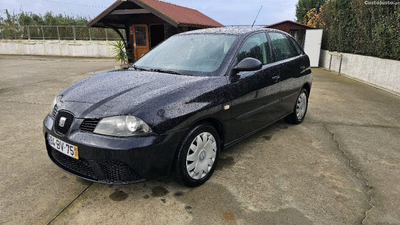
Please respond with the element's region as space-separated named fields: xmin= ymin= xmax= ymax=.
xmin=180 ymin=27 xmax=284 ymax=36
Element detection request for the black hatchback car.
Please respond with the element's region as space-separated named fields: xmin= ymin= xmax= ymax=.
xmin=43 ymin=28 xmax=312 ymax=187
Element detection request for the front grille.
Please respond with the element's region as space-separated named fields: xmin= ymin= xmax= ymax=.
xmin=55 ymin=111 xmax=74 ymax=135
xmin=52 ymin=104 xmax=58 ymax=118
xmin=50 ymin=148 xmax=97 ymax=180
xmin=98 ymin=161 xmax=144 ymax=183
xmin=80 ymin=119 xmax=101 ymax=132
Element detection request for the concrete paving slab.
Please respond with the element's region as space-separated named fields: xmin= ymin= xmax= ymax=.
xmin=50 ymin=121 xmax=368 ymax=225
xmin=1 ymin=56 xmax=399 ymax=225
xmin=0 ymin=55 xmax=114 ymax=90
xmin=326 ymin=125 xmax=400 ymax=224
xmin=0 ymin=56 xmax=115 ymax=225
xmin=307 ymin=71 xmax=400 ymax=127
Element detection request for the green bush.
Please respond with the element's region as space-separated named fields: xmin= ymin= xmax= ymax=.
xmin=111 ymin=39 xmax=129 ymax=65
xmin=320 ymin=0 xmax=400 ymax=60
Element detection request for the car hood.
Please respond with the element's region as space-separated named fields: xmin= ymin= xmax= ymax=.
xmin=58 ymin=69 xmax=208 ymax=118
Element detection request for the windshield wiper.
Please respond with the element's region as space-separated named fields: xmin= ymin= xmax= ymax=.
xmin=132 ymin=65 xmax=182 ymax=75
xmin=132 ymin=65 xmax=148 ymax=71
xmin=149 ymin=68 xmax=182 ymax=75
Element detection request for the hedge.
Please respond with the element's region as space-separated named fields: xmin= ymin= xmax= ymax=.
xmin=321 ymin=0 xmax=400 ymax=60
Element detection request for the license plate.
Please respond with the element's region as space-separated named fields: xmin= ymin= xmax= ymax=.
xmin=48 ymin=134 xmax=79 ymax=159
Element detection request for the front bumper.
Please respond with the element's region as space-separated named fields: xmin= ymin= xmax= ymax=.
xmin=43 ymin=115 xmax=187 ymax=184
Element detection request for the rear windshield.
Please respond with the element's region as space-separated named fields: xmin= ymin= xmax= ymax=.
xmin=134 ymin=34 xmax=237 ymax=76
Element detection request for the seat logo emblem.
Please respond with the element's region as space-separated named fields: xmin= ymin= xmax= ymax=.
xmin=59 ymin=117 xmax=67 ymax=127
xmin=199 ymin=150 xmax=206 ymax=162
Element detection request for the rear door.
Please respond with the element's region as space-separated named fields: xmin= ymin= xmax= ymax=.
xmin=268 ymin=32 xmax=307 ymax=115
xmin=228 ymin=32 xmax=281 ymax=140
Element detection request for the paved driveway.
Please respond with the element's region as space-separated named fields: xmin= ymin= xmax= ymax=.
xmin=1 ymin=55 xmax=399 ymax=225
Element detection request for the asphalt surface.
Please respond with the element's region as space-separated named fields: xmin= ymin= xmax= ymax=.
xmin=0 ymin=55 xmax=399 ymax=225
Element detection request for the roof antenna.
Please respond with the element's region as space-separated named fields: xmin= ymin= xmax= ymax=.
xmin=251 ymin=5 xmax=263 ymax=27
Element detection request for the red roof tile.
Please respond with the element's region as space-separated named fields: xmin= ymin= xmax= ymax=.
xmin=140 ymin=0 xmax=224 ymax=27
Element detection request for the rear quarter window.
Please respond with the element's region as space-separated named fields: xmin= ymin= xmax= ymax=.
xmin=288 ymin=37 xmax=302 ymax=55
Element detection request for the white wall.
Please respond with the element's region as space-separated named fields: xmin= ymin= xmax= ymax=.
xmin=0 ymin=40 xmax=115 ymax=58
xmin=320 ymin=50 xmax=400 ymax=96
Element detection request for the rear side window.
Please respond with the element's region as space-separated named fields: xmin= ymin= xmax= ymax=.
xmin=236 ymin=33 xmax=272 ymax=65
xmin=268 ymin=32 xmax=298 ymax=61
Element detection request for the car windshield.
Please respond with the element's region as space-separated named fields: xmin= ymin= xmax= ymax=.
xmin=133 ymin=34 xmax=237 ymax=76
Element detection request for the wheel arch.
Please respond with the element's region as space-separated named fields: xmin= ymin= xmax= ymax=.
xmin=170 ymin=116 xmax=226 ymax=181
xmin=193 ymin=117 xmax=225 ymax=150
xmin=302 ymin=82 xmax=311 ymax=95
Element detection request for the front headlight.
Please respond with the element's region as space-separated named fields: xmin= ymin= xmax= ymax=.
xmin=94 ymin=115 xmax=152 ymax=137
xmin=49 ymin=97 xmax=57 ymax=115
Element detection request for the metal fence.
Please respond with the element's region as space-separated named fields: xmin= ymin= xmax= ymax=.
xmin=0 ymin=25 xmax=125 ymax=41
xmin=0 ymin=25 xmax=267 ymax=41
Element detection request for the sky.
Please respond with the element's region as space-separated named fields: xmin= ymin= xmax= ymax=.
xmin=0 ymin=0 xmax=298 ymax=26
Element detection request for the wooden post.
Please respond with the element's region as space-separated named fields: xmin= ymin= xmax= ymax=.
xmin=125 ymin=24 xmax=133 ymax=63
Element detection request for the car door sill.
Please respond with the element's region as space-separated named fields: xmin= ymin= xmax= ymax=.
xmin=224 ymin=111 xmax=292 ymax=150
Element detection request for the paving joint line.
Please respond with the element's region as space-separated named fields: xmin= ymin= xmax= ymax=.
xmin=0 ymin=100 xmax=49 ymax=106
xmin=308 ymin=121 xmax=400 ymax=130
xmin=47 ymin=183 xmax=93 ymax=225
xmin=323 ymin=124 xmax=373 ymax=225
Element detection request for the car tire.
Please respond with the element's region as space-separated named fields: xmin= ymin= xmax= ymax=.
xmin=173 ymin=124 xmax=220 ymax=187
xmin=285 ymin=88 xmax=309 ymax=124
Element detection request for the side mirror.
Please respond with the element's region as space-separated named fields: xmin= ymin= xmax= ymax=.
xmin=233 ymin=57 xmax=263 ymax=72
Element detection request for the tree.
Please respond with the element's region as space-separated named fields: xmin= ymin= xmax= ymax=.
xmin=304 ymin=5 xmax=325 ymax=28
xmin=0 ymin=10 xmax=123 ymax=40
xmin=0 ymin=10 xmax=90 ymax=27
xmin=295 ymin=0 xmax=326 ymax=23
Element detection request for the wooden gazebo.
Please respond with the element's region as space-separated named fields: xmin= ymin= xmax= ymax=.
xmin=88 ymin=0 xmax=224 ymax=61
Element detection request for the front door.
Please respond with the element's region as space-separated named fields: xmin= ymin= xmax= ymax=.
xmin=132 ymin=25 xmax=149 ymax=61
xmin=228 ymin=32 xmax=281 ymax=141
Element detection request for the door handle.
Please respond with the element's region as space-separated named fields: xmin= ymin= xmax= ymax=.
xmin=272 ymin=75 xmax=280 ymax=82
xmin=300 ymin=65 xmax=306 ymax=70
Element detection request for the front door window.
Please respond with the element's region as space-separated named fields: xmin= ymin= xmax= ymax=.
xmin=236 ymin=33 xmax=271 ymax=65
